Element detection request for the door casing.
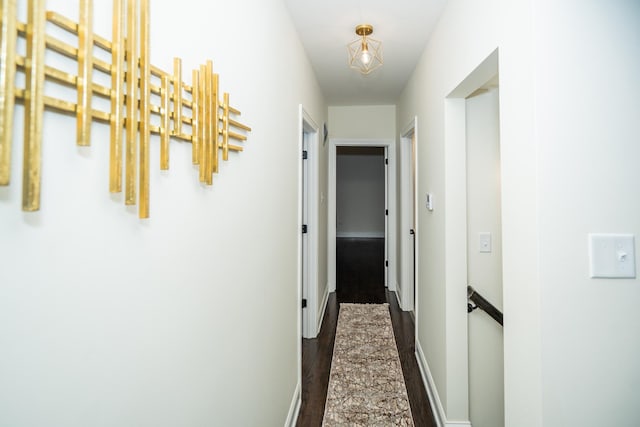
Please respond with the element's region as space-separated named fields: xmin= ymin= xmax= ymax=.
xmin=328 ymin=138 xmax=396 ymax=294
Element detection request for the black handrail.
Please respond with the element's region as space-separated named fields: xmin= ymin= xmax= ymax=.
xmin=467 ymin=285 xmax=503 ymax=326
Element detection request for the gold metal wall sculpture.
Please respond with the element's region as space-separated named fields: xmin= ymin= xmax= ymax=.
xmin=0 ymin=0 xmax=251 ymax=218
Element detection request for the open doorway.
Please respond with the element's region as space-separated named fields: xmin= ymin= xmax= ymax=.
xmin=465 ymin=77 xmax=504 ymax=427
xmin=335 ymin=146 xmax=386 ymax=303
xmin=443 ymin=49 xmax=504 ymax=427
xmin=328 ymin=138 xmax=396 ymax=298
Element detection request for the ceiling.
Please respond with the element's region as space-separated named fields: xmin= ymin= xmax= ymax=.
xmin=283 ymin=0 xmax=448 ymax=105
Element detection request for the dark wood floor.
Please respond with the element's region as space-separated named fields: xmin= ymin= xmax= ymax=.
xmin=297 ymin=238 xmax=436 ymax=427
xmin=335 ymin=237 xmax=386 ymax=303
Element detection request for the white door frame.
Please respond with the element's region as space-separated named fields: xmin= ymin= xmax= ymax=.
xmin=399 ymin=117 xmax=418 ymax=312
xmin=328 ymin=138 xmax=396 ymax=293
xmin=440 ymin=48 xmax=500 ymax=423
xmin=297 ymin=105 xmax=320 ymax=339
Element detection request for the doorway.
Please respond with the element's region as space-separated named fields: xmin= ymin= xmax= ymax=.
xmin=328 ymin=138 xmax=396 ymax=296
xmin=439 ymin=48 xmax=504 ymax=425
xmin=465 ymin=79 xmax=504 ymax=427
xmin=335 ymin=146 xmax=386 ymax=303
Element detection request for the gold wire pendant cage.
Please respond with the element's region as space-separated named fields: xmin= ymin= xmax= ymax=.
xmin=347 ymin=24 xmax=383 ymax=75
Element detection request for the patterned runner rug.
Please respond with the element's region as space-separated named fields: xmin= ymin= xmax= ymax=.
xmin=322 ymin=303 xmax=414 ymax=426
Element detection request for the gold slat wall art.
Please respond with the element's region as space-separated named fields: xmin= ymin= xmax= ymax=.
xmin=0 ymin=0 xmax=251 ymax=219
xmin=138 ymin=0 xmax=150 ymax=218
xmin=124 ymin=0 xmax=138 ymax=206
xmin=172 ymin=58 xmax=182 ymax=137
xmin=22 ymin=0 xmax=46 ymax=212
xmin=76 ymin=0 xmax=93 ymax=146
xmin=191 ymin=69 xmax=199 ymax=165
xmin=160 ymin=75 xmax=170 ymax=171
xmin=0 ymin=0 xmax=17 ymax=186
xmin=109 ymin=0 xmax=124 ymax=193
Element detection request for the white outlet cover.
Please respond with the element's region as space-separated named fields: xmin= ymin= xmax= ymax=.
xmin=589 ymin=233 xmax=636 ymax=278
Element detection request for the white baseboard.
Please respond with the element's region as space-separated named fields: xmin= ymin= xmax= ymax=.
xmin=394 ymin=287 xmax=415 ymax=313
xmin=316 ymin=285 xmax=330 ymax=335
xmin=336 ymin=231 xmax=385 ymax=238
xmin=289 ymin=288 xmax=328 ymax=425
xmin=394 ymin=288 xmax=403 ymax=308
xmin=388 ymin=280 xmax=397 ymax=293
xmin=284 ymin=382 xmax=301 ymax=427
xmin=415 ymin=339 xmax=446 ymax=427
xmin=415 ymin=340 xmax=473 ymax=427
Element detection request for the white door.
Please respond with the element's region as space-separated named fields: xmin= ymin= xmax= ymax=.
xmin=399 ymin=126 xmax=417 ymax=312
xmin=301 ymin=130 xmax=310 ymax=336
xmin=299 ymin=107 xmax=319 ymax=339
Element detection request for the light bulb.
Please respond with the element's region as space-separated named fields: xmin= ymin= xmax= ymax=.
xmin=360 ymin=48 xmax=372 ymax=65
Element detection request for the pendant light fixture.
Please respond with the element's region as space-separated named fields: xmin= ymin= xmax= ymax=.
xmin=347 ymin=24 xmax=383 ymax=75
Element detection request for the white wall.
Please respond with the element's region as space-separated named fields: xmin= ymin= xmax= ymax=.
xmin=399 ymin=0 xmax=640 ymax=426
xmin=399 ymin=0 xmax=537 ymax=423
xmin=328 ymin=105 xmax=396 ymax=140
xmin=336 ymin=148 xmax=385 ymax=238
xmin=0 ymin=1 xmax=325 ymax=426
xmin=534 ymin=2 xmax=640 ymax=426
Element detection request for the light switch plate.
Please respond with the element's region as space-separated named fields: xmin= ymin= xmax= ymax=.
xmin=479 ymin=232 xmax=492 ymax=253
xmin=589 ymin=233 xmax=636 ymax=278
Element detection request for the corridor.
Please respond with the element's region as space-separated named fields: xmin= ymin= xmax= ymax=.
xmin=1 ymin=1 xmax=637 ymax=426
xmin=297 ymin=238 xmax=436 ymax=426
